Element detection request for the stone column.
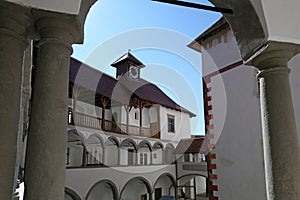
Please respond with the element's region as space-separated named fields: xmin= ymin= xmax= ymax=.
xmin=24 ymin=13 xmax=80 ymax=200
xmin=0 ymin=2 xmax=30 ymax=199
xmin=253 ymin=46 xmax=300 ymax=200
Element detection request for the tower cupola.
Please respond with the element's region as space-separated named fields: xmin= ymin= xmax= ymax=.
xmin=111 ymin=50 xmax=145 ymax=81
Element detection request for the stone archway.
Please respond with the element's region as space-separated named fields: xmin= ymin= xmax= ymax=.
xmin=65 ymin=187 xmax=82 ymax=200
xmin=153 ymin=173 xmax=176 ymax=200
xmin=120 ymin=177 xmax=152 ymax=200
xmin=86 ymin=180 xmax=118 ymax=200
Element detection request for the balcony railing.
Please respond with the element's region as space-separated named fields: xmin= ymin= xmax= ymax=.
xmin=68 ymin=108 xmax=159 ymax=138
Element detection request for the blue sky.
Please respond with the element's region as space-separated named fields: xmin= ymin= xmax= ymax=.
xmin=72 ymin=0 xmax=221 ymax=135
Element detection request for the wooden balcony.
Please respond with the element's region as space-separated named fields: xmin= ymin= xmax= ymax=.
xmin=68 ymin=108 xmax=160 ymax=138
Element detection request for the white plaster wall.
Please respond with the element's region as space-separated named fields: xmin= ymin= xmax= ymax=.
xmin=111 ymin=106 xmax=122 ymax=123
xmin=202 ymin=28 xmax=267 ymax=199
xmin=152 ymin=148 xmax=163 ymax=164
xmin=212 ymin=66 xmax=266 ymax=200
xmin=120 ymin=147 xmax=136 ymax=165
xmin=67 ymin=143 xmax=83 ymax=167
xmin=149 ymin=106 xmax=158 ymax=123
xmin=159 ymin=106 xmax=191 ymax=141
xmin=104 ymin=142 xmax=119 ymax=166
xmin=6 ymin=0 xmax=82 ymax=14
xmin=126 ymin=107 xmax=151 ymax=128
xmin=202 ymin=30 xmax=241 ymax=77
xmin=195 ymin=176 xmax=206 ymax=195
xmin=119 ymin=106 xmax=127 ymax=124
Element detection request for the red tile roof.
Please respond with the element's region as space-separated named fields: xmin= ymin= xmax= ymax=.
xmin=174 ymin=137 xmax=207 ymax=154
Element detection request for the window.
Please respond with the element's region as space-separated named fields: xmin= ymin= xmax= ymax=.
xmin=140 ymin=153 xmax=148 ymax=165
xmin=167 ymin=115 xmax=175 ymax=133
xmin=135 ymin=111 xmax=139 ymax=120
xmin=140 ymin=153 xmax=144 ymax=165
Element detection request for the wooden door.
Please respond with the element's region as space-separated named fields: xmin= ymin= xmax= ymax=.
xmin=141 ymin=194 xmax=147 ymax=200
xmin=155 ymin=188 xmax=162 ymax=200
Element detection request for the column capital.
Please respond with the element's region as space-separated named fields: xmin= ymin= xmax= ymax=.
xmin=0 ymin=1 xmax=32 ymax=45
xmin=247 ymin=41 xmax=300 ymax=70
xmin=32 ymin=11 xmax=81 ymax=52
xmin=32 ymin=0 xmax=95 ymax=49
xmin=257 ymin=66 xmax=290 ymax=79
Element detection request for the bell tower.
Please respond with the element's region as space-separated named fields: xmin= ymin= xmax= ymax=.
xmin=111 ymin=50 xmax=145 ymax=81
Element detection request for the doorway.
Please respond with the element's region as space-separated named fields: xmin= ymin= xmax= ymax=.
xmin=155 ymin=188 xmax=162 ymax=200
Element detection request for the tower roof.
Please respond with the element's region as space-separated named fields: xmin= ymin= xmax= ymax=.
xmin=111 ymin=51 xmax=145 ymax=68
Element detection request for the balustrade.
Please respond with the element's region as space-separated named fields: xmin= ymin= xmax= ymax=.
xmin=67 ymin=108 xmax=159 ymax=138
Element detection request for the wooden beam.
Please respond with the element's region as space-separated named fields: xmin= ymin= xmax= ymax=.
xmin=152 ymin=0 xmax=233 ymax=14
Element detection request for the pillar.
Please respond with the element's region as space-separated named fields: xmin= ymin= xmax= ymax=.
xmin=0 ymin=2 xmax=30 ymax=199
xmin=253 ymin=47 xmax=300 ymax=200
xmin=24 ymin=13 xmax=80 ymax=200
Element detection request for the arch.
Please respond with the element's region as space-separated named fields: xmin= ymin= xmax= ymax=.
xmin=137 ymin=140 xmax=152 ymax=151
xmin=85 ymin=179 xmax=119 ymax=200
xmin=209 ymin=0 xmax=267 ymax=60
xmin=87 ymin=134 xmax=104 ymax=147
xmin=120 ymin=176 xmax=153 ymax=200
xmin=120 ymin=138 xmax=138 ymax=150
xmin=105 ymin=136 xmax=119 ymax=166
xmin=67 ymin=129 xmax=86 ymax=145
xmin=164 ymin=143 xmax=175 ymax=164
xmin=153 ymin=173 xmax=176 ymax=199
xmin=86 ymin=134 xmax=104 ymax=165
xmin=65 ymin=187 xmax=81 ymax=200
xmin=106 ymin=136 xmax=120 ymax=147
xmin=153 ymin=142 xmax=164 ymax=165
xmin=177 ymin=173 xmax=207 ymax=180
xmin=153 ymin=173 xmax=176 ymax=187
xmin=120 ymin=138 xmax=138 ymax=165
xmin=153 ymin=142 xmax=164 ymax=150
xmin=67 ymin=130 xmax=86 ymax=167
